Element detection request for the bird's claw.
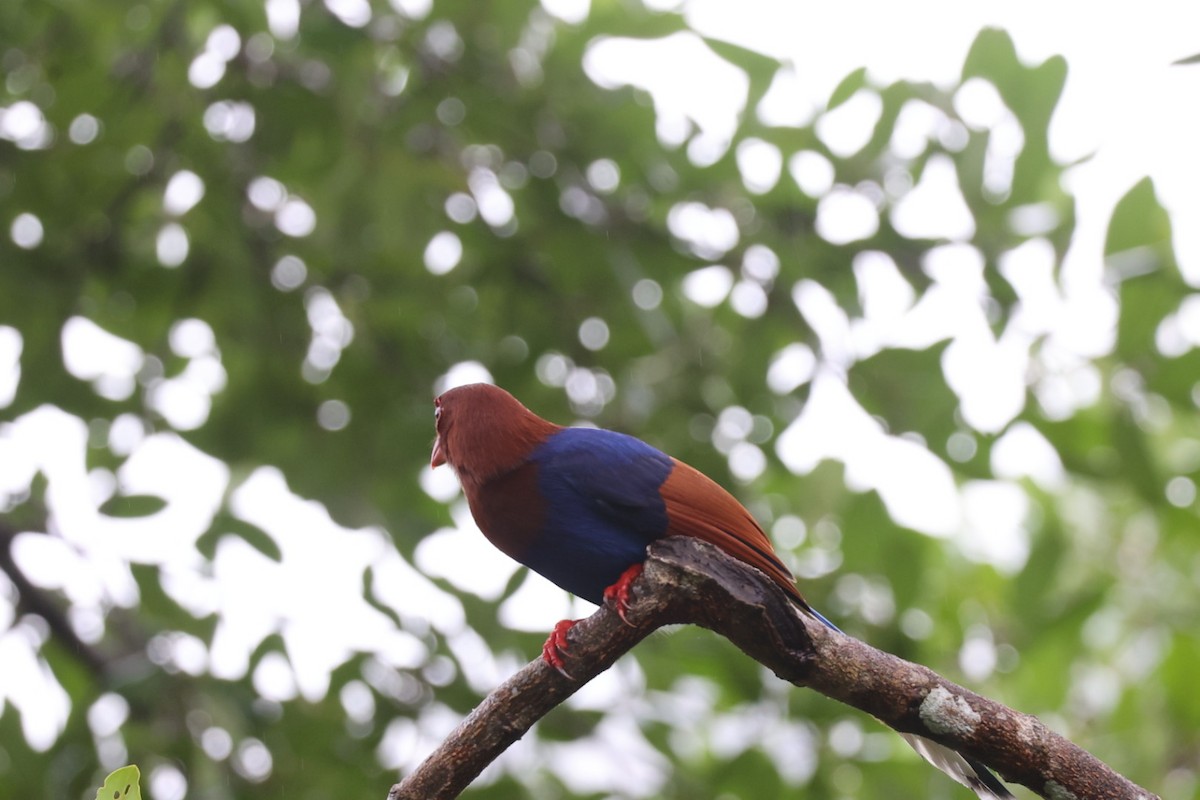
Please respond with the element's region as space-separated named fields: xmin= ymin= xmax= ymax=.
xmin=543 ymin=563 xmax=644 ymax=678
xmin=542 ymin=619 xmax=577 ymax=679
xmin=603 ymin=563 xmax=643 ymax=626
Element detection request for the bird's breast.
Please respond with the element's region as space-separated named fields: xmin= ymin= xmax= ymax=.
xmin=466 ymin=461 xmax=546 ymax=561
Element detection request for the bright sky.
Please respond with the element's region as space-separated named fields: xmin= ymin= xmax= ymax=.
xmin=578 ymin=0 xmax=1200 ymax=551
xmin=3 ymin=0 xmax=1200 ymax=787
xmin=600 ymin=0 xmax=1200 ymax=281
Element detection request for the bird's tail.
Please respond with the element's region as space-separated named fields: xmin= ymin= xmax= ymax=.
xmin=807 ymin=605 xmax=841 ymax=632
xmin=899 ymin=733 xmax=1014 ymax=799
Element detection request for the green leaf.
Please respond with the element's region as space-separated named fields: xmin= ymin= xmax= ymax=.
xmin=961 ymin=28 xmax=1067 ymax=203
xmin=827 ymin=66 xmax=867 ymax=111
xmin=1109 ymin=181 xmax=1184 ymax=362
xmin=197 ymin=514 xmax=283 ymax=562
xmin=1112 ymin=406 xmax=1162 ymax=506
xmin=98 ymin=495 xmax=168 ymax=517
xmin=701 ymin=36 xmax=781 ymax=110
xmin=1114 ymin=265 xmax=1181 ymax=360
xmin=95 ymin=765 xmax=141 ymax=800
xmin=847 ymin=341 xmax=957 ymax=442
xmin=1105 ymin=176 xmax=1173 ymax=255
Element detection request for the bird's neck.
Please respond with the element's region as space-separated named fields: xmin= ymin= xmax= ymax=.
xmin=454 ymin=411 xmax=560 ymax=492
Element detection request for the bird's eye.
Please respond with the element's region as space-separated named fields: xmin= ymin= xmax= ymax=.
xmin=434 ymin=399 xmax=442 ymax=420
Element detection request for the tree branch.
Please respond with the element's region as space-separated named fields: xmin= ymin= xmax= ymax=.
xmin=389 ymin=537 xmax=1159 ymax=800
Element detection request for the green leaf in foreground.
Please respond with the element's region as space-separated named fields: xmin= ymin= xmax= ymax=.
xmin=98 ymin=495 xmax=169 ymax=518
xmin=95 ymin=765 xmax=141 ymax=800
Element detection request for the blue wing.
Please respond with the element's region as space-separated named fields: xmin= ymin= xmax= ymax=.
xmin=520 ymin=427 xmax=673 ymax=604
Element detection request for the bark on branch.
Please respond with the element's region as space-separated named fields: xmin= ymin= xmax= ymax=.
xmin=389 ymin=536 xmax=1158 ymax=800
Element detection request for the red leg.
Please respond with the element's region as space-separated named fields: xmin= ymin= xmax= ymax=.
xmin=602 ymin=562 xmax=644 ymax=626
xmin=542 ymin=619 xmax=577 ymax=679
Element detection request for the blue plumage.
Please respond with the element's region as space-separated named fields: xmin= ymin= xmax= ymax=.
xmin=522 ymin=427 xmax=673 ymax=604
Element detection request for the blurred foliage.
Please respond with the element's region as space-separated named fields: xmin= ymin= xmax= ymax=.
xmin=0 ymin=1 xmax=1195 ymax=799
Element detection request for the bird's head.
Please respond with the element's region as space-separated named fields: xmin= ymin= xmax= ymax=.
xmin=431 ymin=383 xmax=558 ymax=487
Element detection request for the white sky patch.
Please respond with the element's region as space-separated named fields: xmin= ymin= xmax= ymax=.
xmin=682 ymin=264 xmax=733 ymax=308
xmin=275 ymin=197 xmax=316 ymax=237
xmin=205 ymin=467 xmax=409 ymax=699
xmin=848 ymin=252 xmax=917 ymax=359
xmin=148 ymin=355 xmax=226 ymax=431
xmin=498 ymin=571 xmax=574 ymax=632
xmin=444 ymin=627 xmax=508 ymax=695
xmin=419 ymin=464 xmax=460 ymax=502
xmin=757 ymin=66 xmax=816 ymax=127
xmin=61 ymin=317 xmax=144 ymax=401
xmin=788 ymin=150 xmax=835 ymax=198
xmin=203 ymin=100 xmax=256 ymax=143
xmin=414 ymin=503 xmax=520 ymax=600
xmin=434 ymin=361 xmax=493 ymax=394
xmin=991 ymin=421 xmax=1065 ymax=490
xmin=890 ymin=155 xmax=976 ymax=241
xmin=954 ymin=77 xmax=1009 ymax=130
xmin=957 ymin=480 xmax=1030 ymax=572
xmin=0 ymin=325 xmax=21 ymax=408
xmin=586 ymin=159 xmax=620 ymax=193
xmin=568 ymin=659 xmax=646 ymax=714
xmin=667 ymin=202 xmax=739 ymax=259
xmin=444 ymin=192 xmax=477 ymax=223
xmin=253 ymin=652 xmax=299 ymax=702
xmin=371 ymin=547 xmax=465 ymax=635
xmin=959 ymin=625 xmax=998 ymax=682
xmin=10 ymin=212 xmax=43 ymax=249
xmin=325 ymin=0 xmax=372 ymax=27
xmin=187 ymin=25 xmax=240 ymax=90
xmin=776 ymin=371 xmax=961 ymax=536
xmin=854 ymin=252 xmax=915 ymax=328
xmin=424 ymin=231 xmax=463 ymax=275
xmin=584 ymin=32 xmax=747 ymax=149
xmin=815 ymin=90 xmax=882 ymax=158
xmin=544 ymin=716 xmax=669 ymax=797
xmin=1000 ymin=237 xmax=1061 ymax=336
xmin=1157 ymin=293 xmax=1200 ymax=358
xmin=890 ymin=99 xmax=952 ymax=159
xmin=580 ymin=3 xmax=1200 ymax=291
xmin=0 ymin=407 xmax=234 ymax=750
xmin=108 ymin=433 xmax=229 ymax=564
xmin=816 ymin=185 xmax=880 ymax=244
xmin=684 ymin=0 xmax=1200 ymax=280
xmin=766 ymin=343 xmax=816 ymax=395
xmin=742 ymin=244 xmax=780 ymax=283
xmin=163 ymin=170 xmax=205 ymax=216
xmin=468 ymin=168 xmax=515 ymax=229
xmin=0 ymin=622 xmax=71 ymax=750
xmin=0 ymin=99 xmax=52 ymax=149
xmin=248 ymin=176 xmax=286 ymax=211
xmin=942 ymin=325 xmax=1028 ymax=434
xmin=793 ymin=280 xmax=853 ymax=368
xmin=541 ymin=0 xmax=589 ymax=26
xmin=156 ymin=223 xmax=189 ymax=267
xmin=729 ymin=280 xmax=768 ymax=318
xmin=735 ymin=137 xmax=782 ymax=194
xmin=303 ymin=288 xmax=354 ymax=382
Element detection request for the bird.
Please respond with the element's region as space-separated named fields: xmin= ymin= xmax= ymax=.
xmin=430 ymin=382 xmax=1013 ymax=799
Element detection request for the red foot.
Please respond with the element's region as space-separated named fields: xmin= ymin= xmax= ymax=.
xmin=542 ymin=619 xmax=577 ymax=679
xmin=602 ymin=563 xmax=644 ymax=625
